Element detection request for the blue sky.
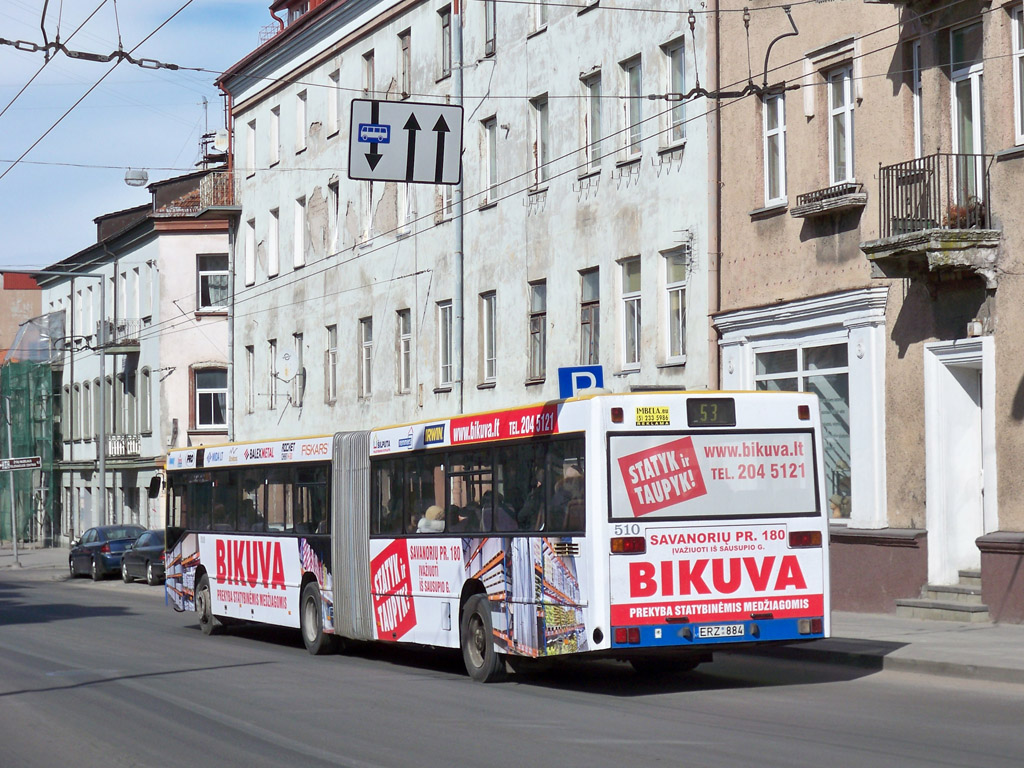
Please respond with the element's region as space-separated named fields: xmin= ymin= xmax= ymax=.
xmin=0 ymin=1 xmax=270 ymax=267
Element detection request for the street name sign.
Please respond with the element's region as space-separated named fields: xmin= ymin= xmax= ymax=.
xmin=0 ymin=456 xmax=41 ymax=471
xmin=348 ymin=99 xmax=463 ymax=185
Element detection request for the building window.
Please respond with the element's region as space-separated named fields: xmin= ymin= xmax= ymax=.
xmin=93 ymin=378 xmax=101 ymax=438
xmin=246 ymin=119 xmax=256 ymax=177
xmin=363 ymin=50 xmax=375 ymax=96
xmin=531 ymin=95 xmax=549 ymax=186
xmin=483 ymin=117 xmax=498 ymax=201
xmin=756 ymin=344 xmax=850 ymax=518
xmin=72 ymin=384 xmax=81 ymax=440
xmin=245 ymin=218 xmax=256 ymax=286
xmin=197 ymin=254 xmax=229 ymax=310
xmin=484 ymin=0 xmax=496 ymax=57
xmin=139 ymin=369 xmax=151 ymax=433
xmin=439 ymin=7 xmax=452 ymax=78
xmin=362 ymin=182 xmax=374 ymax=241
xmin=359 ymin=317 xmax=373 ymax=398
xmin=1014 ymin=7 xmax=1024 ymax=145
xmin=268 ymin=209 xmax=280 ymax=277
xmin=621 ymin=257 xmax=641 ymax=369
xmin=664 ymin=248 xmax=688 ymax=362
xmin=397 ymin=309 xmax=412 ymax=393
xmin=82 ymin=381 xmax=92 ymax=440
xmin=268 ymin=338 xmax=277 ymax=410
xmin=911 ymin=41 xmax=923 ymax=159
xmin=270 ymin=106 xmax=281 ymax=165
xmin=623 ymin=57 xmax=643 ymax=157
xmin=529 ymin=281 xmax=547 ymax=381
xmin=296 ymin=90 xmax=307 ymax=153
xmin=245 ymin=345 xmax=255 ymax=414
xmin=195 ymin=368 xmax=228 ymax=429
xmin=951 ymin=22 xmax=985 ymax=198
xmin=290 ymin=333 xmax=304 ymax=406
xmin=533 ymin=0 xmax=548 ymax=31
xmin=328 ymin=70 xmax=341 ymax=135
xmin=438 ymin=300 xmax=454 ymax=387
xmin=294 ymin=196 xmax=306 ymax=268
xmin=123 ymin=372 xmax=137 ymax=434
xmin=763 ymin=93 xmax=787 ymax=205
xmin=582 ymin=72 xmax=602 ymax=170
xmin=399 ymin=30 xmax=411 ymax=98
xmin=481 ymin=292 xmax=497 ymax=382
xmin=328 ymin=181 xmax=339 ymax=254
xmin=664 ymin=39 xmax=685 ymax=143
xmin=580 ymin=268 xmax=599 ymax=365
xmin=827 ymin=66 xmax=854 ymax=184
xmin=325 ymin=326 xmax=337 ymax=403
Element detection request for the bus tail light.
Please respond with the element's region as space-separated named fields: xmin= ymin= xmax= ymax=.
xmin=614 ymin=627 xmax=641 ymax=644
xmin=611 ymin=536 xmax=646 ymax=555
xmin=798 ymin=617 xmax=824 ymax=635
xmin=789 ymin=530 xmax=822 ymax=548
xmin=798 ymin=405 xmax=811 ymax=420
xmin=611 ymin=407 xmax=624 ymax=424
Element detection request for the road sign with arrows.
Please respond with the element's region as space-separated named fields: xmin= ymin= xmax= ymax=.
xmin=348 ymin=99 xmax=463 ymax=185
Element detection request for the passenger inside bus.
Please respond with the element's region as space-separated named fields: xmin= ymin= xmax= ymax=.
xmin=416 ymin=505 xmax=445 ymax=533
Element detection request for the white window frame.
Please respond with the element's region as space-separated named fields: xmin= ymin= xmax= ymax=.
xmin=363 ymin=50 xmax=375 ymax=96
xmin=582 ymin=72 xmax=602 ymax=170
xmin=439 ymin=7 xmax=452 ymax=79
xmin=195 ymin=368 xmax=228 ymax=429
xmin=438 ymin=300 xmax=454 ymax=387
xmin=399 ymin=30 xmax=411 ymax=98
xmin=328 ymin=182 xmax=339 ymax=255
xmin=663 ymin=247 xmax=688 ymax=364
xmin=481 ymin=291 xmax=497 ymax=382
xmin=295 ymin=91 xmax=307 ymax=153
xmin=82 ymin=381 xmax=92 ymax=440
xmin=246 ymin=120 xmax=256 ymax=177
xmin=397 ymin=309 xmax=412 ymax=394
xmin=197 ymin=253 xmax=229 ymax=311
xmin=325 ymin=326 xmax=338 ymax=404
xmin=912 ymin=41 xmax=923 ymax=159
xmin=827 ymin=66 xmax=854 ymax=184
xmin=245 ymin=218 xmax=256 ymax=286
xmin=528 ymin=281 xmax=546 ymax=381
xmin=483 ymin=116 xmax=498 ymax=201
xmin=621 ymin=257 xmax=641 ymax=369
xmin=245 ymin=345 xmax=255 ymax=414
xmin=622 ymin=57 xmax=643 ymax=157
xmin=294 ymin=196 xmax=306 ymax=268
xmin=328 ymin=70 xmax=341 ymax=135
xmin=359 ymin=317 xmax=373 ymax=398
xmin=763 ymin=92 xmax=787 ymax=205
xmin=716 ymin=287 xmax=889 ymax=529
xmin=139 ymin=368 xmax=151 ymax=433
xmin=531 ymin=96 xmax=549 ymax=186
xmin=951 ymin=21 xmax=985 ymax=201
xmin=580 ymin=268 xmax=600 ymax=365
xmin=1014 ymin=7 xmax=1024 ymax=146
xmin=292 ymin=333 xmax=305 ymax=407
xmin=270 ymin=106 xmax=281 ymax=165
xmin=268 ymin=209 xmax=280 ymax=277
xmin=484 ymin=0 xmax=496 ymax=57
xmin=663 ymin=39 xmax=686 ymax=144
xmin=268 ymin=338 xmax=277 ymax=410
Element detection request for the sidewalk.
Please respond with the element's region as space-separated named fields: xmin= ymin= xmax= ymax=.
xmin=3 ymin=544 xmax=1023 ymax=684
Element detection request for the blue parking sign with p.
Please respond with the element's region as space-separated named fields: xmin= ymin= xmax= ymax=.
xmin=558 ymin=365 xmax=604 ymax=399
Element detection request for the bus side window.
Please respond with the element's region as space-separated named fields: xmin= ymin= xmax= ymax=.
xmin=373 ymin=459 xmax=404 ymax=535
xmin=262 ymin=469 xmax=290 ymax=533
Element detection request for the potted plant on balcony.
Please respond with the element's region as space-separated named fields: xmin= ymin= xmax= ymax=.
xmin=943 ymin=196 xmax=985 ymax=229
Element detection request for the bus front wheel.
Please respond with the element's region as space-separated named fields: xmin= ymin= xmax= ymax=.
xmin=460 ymin=594 xmax=506 ymax=683
xmin=300 ymin=582 xmax=335 ymax=656
xmin=197 ymin=574 xmax=218 ymax=636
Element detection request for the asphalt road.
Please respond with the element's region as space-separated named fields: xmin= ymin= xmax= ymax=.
xmin=1 ymin=572 xmax=1022 ymax=768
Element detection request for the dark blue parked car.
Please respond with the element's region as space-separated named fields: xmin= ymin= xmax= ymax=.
xmin=69 ymin=525 xmax=145 ymax=581
xmin=120 ymin=529 xmax=166 ymax=586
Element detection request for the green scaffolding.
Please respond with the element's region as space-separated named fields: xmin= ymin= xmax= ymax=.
xmin=0 ymin=312 xmax=61 ymax=545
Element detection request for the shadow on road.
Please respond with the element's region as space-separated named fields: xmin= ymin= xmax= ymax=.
xmin=0 ymin=582 xmax=137 ymax=627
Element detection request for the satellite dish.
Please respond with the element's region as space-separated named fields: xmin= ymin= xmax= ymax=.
xmin=213 ymin=130 xmax=230 ymax=153
xmin=125 ymin=168 xmax=149 ymax=187
xmin=278 ymin=350 xmax=295 ymax=380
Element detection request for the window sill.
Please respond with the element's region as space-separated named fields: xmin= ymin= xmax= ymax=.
xmin=614 ymin=367 xmax=641 ymax=377
xmin=479 ymin=199 xmax=498 ymax=211
xmin=434 ymin=385 xmax=453 ymax=394
xmin=269 ymin=160 xmax=280 ymax=169
xmin=657 ymin=358 xmax=686 ymax=369
xmin=195 ymin=310 xmax=228 ymax=318
xmin=327 ymin=129 xmax=339 ymax=140
xmin=994 ymin=145 xmax=1024 ymax=162
xmin=616 ymin=156 xmax=641 ymax=169
xmin=325 ymin=398 xmax=337 ymax=406
xmin=526 ymin=25 xmax=547 ymax=39
xmin=749 ymin=201 xmax=788 ymax=220
xmin=577 ymin=168 xmax=601 ymax=181
xmin=295 ymin=147 xmax=307 ymax=156
xmin=436 ymin=72 xmax=451 ymax=84
xmin=358 ymin=238 xmax=374 ymax=250
xmin=477 ymin=381 xmax=496 ymax=390
xmin=578 ymin=0 xmax=599 ymax=15
xmin=189 ymin=428 xmax=228 ymax=435
xmin=527 ymin=185 xmax=548 ymax=197
xmin=525 ymin=377 xmax=545 ymax=386
xmin=396 ymin=228 xmax=412 ymax=239
xmin=657 ymin=140 xmax=686 ymax=156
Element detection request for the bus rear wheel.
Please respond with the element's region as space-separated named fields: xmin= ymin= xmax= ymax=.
xmin=300 ymin=582 xmax=335 ymax=656
xmin=197 ymin=574 xmax=218 ymax=636
xmin=460 ymin=594 xmax=506 ymax=683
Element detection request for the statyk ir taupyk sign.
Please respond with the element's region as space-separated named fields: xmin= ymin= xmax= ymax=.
xmin=348 ymin=99 xmax=463 ymax=185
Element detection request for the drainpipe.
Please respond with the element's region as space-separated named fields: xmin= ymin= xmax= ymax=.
xmin=707 ymin=0 xmax=722 ymax=390
xmin=453 ymin=0 xmax=465 ymax=414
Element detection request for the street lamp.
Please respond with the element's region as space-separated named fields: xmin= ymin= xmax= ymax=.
xmin=1 ymin=269 xmax=107 ymax=537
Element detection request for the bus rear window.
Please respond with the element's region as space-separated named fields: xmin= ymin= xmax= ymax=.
xmin=608 ymin=431 xmax=817 ymax=520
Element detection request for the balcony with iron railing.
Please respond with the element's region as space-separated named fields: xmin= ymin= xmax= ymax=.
xmin=860 ymin=153 xmax=1001 ymax=288
xmin=97 ymin=319 xmax=144 ymax=354
xmin=106 ymin=433 xmax=141 ymax=458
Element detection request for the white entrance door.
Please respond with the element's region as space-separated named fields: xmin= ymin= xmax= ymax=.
xmin=924 ymin=338 xmax=996 ymax=585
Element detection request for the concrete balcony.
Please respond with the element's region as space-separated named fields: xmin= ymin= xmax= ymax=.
xmin=860 ymin=153 xmax=1001 ymax=288
xmin=97 ymin=319 xmax=143 ymax=355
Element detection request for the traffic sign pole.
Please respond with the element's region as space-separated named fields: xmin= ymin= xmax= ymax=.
xmin=5 ymin=397 xmax=18 ymax=567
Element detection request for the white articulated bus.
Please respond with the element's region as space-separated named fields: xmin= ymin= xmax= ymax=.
xmin=165 ymin=391 xmax=830 ymax=681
